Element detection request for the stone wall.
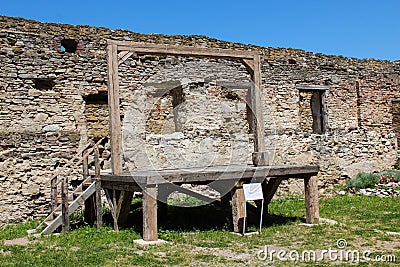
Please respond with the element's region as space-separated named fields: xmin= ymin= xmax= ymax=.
xmin=392 ymin=99 xmax=400 ymax=147
xmin=0 ymin=15 xmax=399 ymax=224
xmin=299 ymin=90 xmax=314 ymax=132
xmin=119 ymin=56 xmax=253 ymax=171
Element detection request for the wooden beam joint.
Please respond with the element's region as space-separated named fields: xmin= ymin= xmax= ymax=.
xmin=118 ymin=51 xmax=136 ymax=65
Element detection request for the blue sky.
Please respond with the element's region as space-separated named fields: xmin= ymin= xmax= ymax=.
xmin=1 ymin=0 xmax=399 ymax=61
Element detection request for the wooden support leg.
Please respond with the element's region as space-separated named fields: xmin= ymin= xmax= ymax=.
xmin=117 ymin=191 xmax=133 ymax=227
xmin=143 ymin=185 xmax=158 ymax=241
xmin=94 ymin=145 xmax=103 ymax=229
xmin=304 ymin=176 xmax=319 ymax=224
xmin=84 ymin=195 xmax=96 ymax=225
xmin=107 ymin=190 xmax=133 ymax=231
xmin=95 ymin=179 xmax=103 ymax=228
xmin=112 ymin=190 xmax=120 ymax=231
xmin=94 ymin=144 xmax=102 ymax=229
xmin=104 ymin=189 xmax=122 ymax=231
xmin=104 ymin=188 xmax=118 ymax=231
xmin=61 ymin=177 xmax=69 ymax=232
xmin=231 ymin=185 xmax=246 ymax=233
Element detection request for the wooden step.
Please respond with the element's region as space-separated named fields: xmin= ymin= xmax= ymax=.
xmin=82 ymin=181 xmax=94 ymax=187
xmin=27 ymin=229 xmax=37 ymax=236
xmin=53 ymin=210 xmax=61 ymax=217
xmin=43 ymin=220 xmax=53 ymax=226
xmin=40 ymin=182 xmax=97 ymax=235
xmin=73 ymin=191 xmax=83 ymax=198
xmin=74 ymin=187 xmax=83 ymax=193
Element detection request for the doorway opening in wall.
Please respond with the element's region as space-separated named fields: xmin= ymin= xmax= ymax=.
xmin=296 ymin=84 xmax=329 ymax=134
xmin=145 ymin=83 xmax=185 ymax=135
xmin=83 ymin=91 xmax=109 ymax=139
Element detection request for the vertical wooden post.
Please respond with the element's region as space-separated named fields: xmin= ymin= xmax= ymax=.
xmin=82 ymin=148 xmax=89 ymax=180
xmin=107 ymin=43 xmax=123 ymax=175
xmin=106 ymin=43 xmax=133 ymax=231
xmin=61 ymin=177 xmax=69 ymax=232
xmin=94 ymin=145 xmax=103 ymax=229
xmin=249 ymin=55 xmax=268 ymax=166
xmin=231 ymin=184 xmax=246 ymax=233
xmin=304 ymin=176 xmax=319 ymax=224
xmin=143 ymin=185 xmax=158 ymax=241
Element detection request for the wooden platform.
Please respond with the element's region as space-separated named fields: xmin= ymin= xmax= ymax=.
xmin=100 ymin=164 xmax=320 ymax=241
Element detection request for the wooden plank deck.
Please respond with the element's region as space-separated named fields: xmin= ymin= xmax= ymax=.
xmin=100 ymin=164 xmax=320 ymax=241
xmin=101 ymin=164 xmax=319 ymax=185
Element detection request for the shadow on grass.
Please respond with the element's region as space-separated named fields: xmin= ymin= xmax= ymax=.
xmin=95 ymin=200 xmax=303 ymax=234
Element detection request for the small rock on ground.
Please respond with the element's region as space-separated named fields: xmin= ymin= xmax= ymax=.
xmin=4 ymin=237 xmax=30 ymax=246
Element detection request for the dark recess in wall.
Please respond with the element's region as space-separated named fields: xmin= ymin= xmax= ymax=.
xmin=33 ymin=78 xmax=55 ymax=90
xmin=61 ymin=38 xmax=78 ymax=53
xmin=83 ymin=92 xmax=108 ymax=104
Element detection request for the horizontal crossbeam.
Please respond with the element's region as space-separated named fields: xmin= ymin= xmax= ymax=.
xmin=107 ymin=40 xmax=257 ymax=60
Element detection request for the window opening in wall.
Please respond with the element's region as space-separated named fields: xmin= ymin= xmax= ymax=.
xmin=297 ymin=84 xmax=329 ymax=134
xmin=83 ymin=92 xmax=109 ymax=138
xmin=61 ymin=38 xmax=78 ymax=53
xmin=171 ymin=86 xmax=185 ymax=132
xmin=33 ymin=78 xmax=55 ymax=90
xmin=83 ymin=92 xmax=108 ymax=104
xmin=145 ymin=84 xmax=185 ymax=135
xmin=310 ymin=90 xmax=325 ymax=133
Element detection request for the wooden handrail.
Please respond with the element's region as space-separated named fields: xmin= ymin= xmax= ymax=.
xmin=49 ymin=142 xmax=92 ymax=183
xmin=52 ymin=138 xmax=104 ymax=186
xmin=61 ymin=176 xmax=69 ymax=232
xmin=50 ymin=137 xmax=105 ymax=212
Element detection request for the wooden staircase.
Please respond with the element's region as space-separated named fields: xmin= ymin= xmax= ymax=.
xmin=28 ymin=139 xmax=104 ymax=236
xmin=36 ymin=180 xmax=96 ymax=234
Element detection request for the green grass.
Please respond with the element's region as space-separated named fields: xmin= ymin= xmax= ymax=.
xmin=167 ymin=193 xmax=210 ymax=207
xmin=0 ymin=195 xmax=398 ymax=266
xmin=0 ymin=220 xmax=38 ymax=240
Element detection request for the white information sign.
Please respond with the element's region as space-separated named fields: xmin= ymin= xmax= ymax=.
xmin=243 ymin=183 xmax=264 ymax=201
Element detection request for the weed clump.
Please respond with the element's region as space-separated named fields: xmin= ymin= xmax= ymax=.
xmin=377 ymin=170 xmax=400 ymax=183
xmin=347 ymin=172 xmax=379 ymax=189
